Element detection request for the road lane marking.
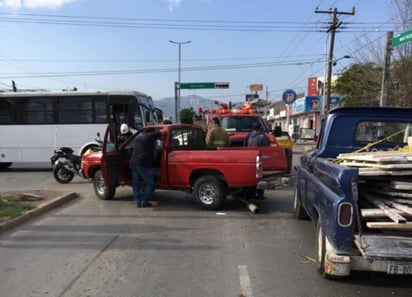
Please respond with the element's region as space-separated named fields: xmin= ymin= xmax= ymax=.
xmin=238 ymin=265 xmax=254 ymax=297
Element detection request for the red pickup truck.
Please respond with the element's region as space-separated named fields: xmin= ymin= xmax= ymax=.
xmin=81 ymin=124 xmax=288 ymax=210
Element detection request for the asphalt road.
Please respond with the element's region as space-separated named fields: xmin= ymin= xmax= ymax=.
xmin=0 ymin=153 xmax=411 ymax=297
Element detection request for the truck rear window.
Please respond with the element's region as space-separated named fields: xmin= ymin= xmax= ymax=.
xmin=355 ymin=121 xmax=412 ymax=144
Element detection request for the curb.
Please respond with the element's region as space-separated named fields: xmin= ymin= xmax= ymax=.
xmin=0 ymin=192 xmax=78 ymax=233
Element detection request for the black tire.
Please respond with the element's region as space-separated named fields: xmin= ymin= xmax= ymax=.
xmin=53 ymin=165 xmax=74 ymax=184
xmin=316 ymin=220 xmax=328 ymax=277
xmin=0 ymin=162 xmax=12 ymax=170
xmin=193 ymin=175 xmax=226 ymax=210
xmin=293 ymin=189 xmax=310 ymax=220
xmin=93 ymin=169 xmax=115 ymax=200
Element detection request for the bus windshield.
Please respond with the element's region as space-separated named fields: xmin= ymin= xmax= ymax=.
xmin=0 ymin=91 xmax=162 ymax=168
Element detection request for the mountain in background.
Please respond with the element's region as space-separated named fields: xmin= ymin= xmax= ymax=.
xmin=154 ymin=95 xmax=243 ymax=119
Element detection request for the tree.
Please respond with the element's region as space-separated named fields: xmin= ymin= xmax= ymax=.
xmin=389 ymin=53 xmax=412 ymax=107
xmin=180 ymin=108 xmax=196 ymax=124
xmin=334 ymin=63 xmax=382 ymax=107
xmin=342 ymin=0 xmax=412 ymax=107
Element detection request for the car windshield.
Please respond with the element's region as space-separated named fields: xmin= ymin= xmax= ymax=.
xmin=220 ymin=116 xmax=267 ymax=133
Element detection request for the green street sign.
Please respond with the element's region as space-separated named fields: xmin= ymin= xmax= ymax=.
xmin=392 ymin=28 xmax=412 ymax=47
xmin=179 ymin=82 xmax=215 ymax=89
xmin=179 ymin=82 xmax=229 ymax=89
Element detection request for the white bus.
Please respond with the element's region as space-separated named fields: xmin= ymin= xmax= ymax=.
xmin=0 ymin=90 xmax=162 ymax=169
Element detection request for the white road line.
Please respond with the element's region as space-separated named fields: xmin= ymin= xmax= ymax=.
xmin=238 ymin=265 xmax=254 ymax=297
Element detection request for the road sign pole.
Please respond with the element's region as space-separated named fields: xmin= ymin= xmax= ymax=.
xmin=174 ymin=81 xmax=179 ymax=123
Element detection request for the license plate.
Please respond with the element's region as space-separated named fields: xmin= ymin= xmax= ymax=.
xmin=387 ymin=262 xmax=412 ymax=274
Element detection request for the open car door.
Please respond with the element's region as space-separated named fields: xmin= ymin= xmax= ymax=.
xmin=94 ymin=123 xmax=121 ymax=200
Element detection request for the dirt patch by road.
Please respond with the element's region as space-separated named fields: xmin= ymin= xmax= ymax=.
xmin=0 ymin=190 xmax=77 ymax=230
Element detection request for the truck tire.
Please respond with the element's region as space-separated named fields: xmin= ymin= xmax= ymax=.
xmin=93 ymin=169 xmax=115 ymax=200
xmin=193 ymin=176 xmax=226 ymax=210
xmin=316 ymin=221 xmax=328 ymax=277
xmin=316 ymin=220 xmax=341 ymax=279
xmin=293 ymin=189 xmax=309 ymax=220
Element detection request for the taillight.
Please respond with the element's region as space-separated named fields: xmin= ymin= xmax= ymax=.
xmin=256 ymin=155 xmax=262 ymax=178
xmin=338 ymin=202 xmax=353 ymax=227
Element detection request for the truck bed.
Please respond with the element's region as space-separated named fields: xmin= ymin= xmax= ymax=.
xmin=339 ymin=151 xmax=412 ymax=231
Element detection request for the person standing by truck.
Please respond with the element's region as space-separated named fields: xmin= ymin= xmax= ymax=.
xmin=245 ymin=122 xmax=270 ymax=147
xmin=244 ymin=122 xmax=270 ymax=199
xmin=129 ymin=127 xmax=165 ymax=208
xmin=205 ymin=118 xmax=230 ymax=147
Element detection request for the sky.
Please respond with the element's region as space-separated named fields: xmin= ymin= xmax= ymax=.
xmin=0 ymin=0 xmax=402 ymax=103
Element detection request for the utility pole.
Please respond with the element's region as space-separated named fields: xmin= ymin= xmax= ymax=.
xmin=380 ymin=31 xmax=393 ymax=107
xmin=169 ymin=40 xmax=191 ymax=123
xmin=316 ymin=7 xmax=355 ymax=113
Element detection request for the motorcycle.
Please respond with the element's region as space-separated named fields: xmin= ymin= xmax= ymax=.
xmin=50 ymin=136 xmax=102 ymax=184
xmin=50 ymin=147 xmax=83 ymax=183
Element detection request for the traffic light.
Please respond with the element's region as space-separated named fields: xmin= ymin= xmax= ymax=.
xmin=214 ymin=82 xmax=229 ymax=89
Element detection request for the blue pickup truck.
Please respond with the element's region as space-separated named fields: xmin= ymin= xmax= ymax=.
xmin=294 ymin=107 xmax=412 ymax=278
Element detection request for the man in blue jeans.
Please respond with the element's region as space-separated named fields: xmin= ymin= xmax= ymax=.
xmin=129 ymin=128 xmax=165 ymax=207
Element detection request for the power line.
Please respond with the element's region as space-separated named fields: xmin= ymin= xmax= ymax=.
xmin=0 ymin=58 xmax=325 ymax=79
xmin=0 ymin=11 xmax=394 ymax=32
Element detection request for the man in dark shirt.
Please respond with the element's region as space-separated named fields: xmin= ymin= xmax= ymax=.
xmin=245 ymin=122 xmax=270 ymax=147
xmin=130 ymin=128 xmax=165 ymax=207
xmin=244 ymin=122 xmax=270 ymax=199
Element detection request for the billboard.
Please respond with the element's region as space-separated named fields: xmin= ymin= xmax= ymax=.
xmin=307 ymin=77 xmax=318 ymax=96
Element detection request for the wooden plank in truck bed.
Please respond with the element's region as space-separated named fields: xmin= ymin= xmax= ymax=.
xmin=363 ymin=193 xmax=407 ymax=223
xmin=361 ymin=208 xmax=411 ymax=218
xmin=390 ymin=180 xmax=412 ymax=190
xmin=338 ymin=152 xmax=412 ymax=163
xmin=340 ymin=160 xmax=412 ymax=169
xmin=366 ymin=222 xmax=412 ymax=230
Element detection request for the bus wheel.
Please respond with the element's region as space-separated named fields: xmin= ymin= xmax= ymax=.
xmin=0 ymin=163 xmax=12 ymax=170
xmin=53 ymin=165 xmax=74 ymax=184
xmin=193 ymin=176 xmax=226 ymax=210
xmin=93 ymin=170 xmax=115 ymax=200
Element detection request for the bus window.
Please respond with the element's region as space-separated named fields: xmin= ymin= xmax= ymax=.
xmin=58 ymin=96 xmax=95 ymax=123
xmin=15 ymin=97 xmax=54 ymax=124
xmin=0 ymin=98 xmax=12 ymax=123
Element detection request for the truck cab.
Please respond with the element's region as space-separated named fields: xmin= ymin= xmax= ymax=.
xmin=205 ymin=100 xmax=292 ymax=172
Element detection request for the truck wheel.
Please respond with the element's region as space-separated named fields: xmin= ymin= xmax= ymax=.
xmin=316 ymin=221 xmax=328 ymax=277
xmin=316 ymin=221 xmax=340 ymax=279
xmin=193 ymin=176 xmax=226 ymax=210
xmin=93 ymin=170 xmax=115 ymax=200
xmin=293 ymin=189 xmax=309 ymax=220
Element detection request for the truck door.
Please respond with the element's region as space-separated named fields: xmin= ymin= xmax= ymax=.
xmin=101 ymin=123 xmax=123 ymax=188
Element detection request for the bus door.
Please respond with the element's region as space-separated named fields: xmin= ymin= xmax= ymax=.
xmin=108 ymin=96 xmax=134 ymax=125
xmin=108 ymin=95 xmax=135 ymax=143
